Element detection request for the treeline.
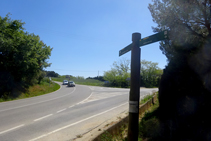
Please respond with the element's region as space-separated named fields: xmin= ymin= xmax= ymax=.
xmin=86 ymin=76 xmax=105 ymax=81
xmin=0 ymin=14 xmax=52 ymax=98
xmin=45 ymin=71 xmax=59 ymax=77
xmin=140 ymin=60 xmax=162 ymax=88
xmin=103 ymin=58 xmax=162 ymax=88
xmin=52 ymin=74 xmax=105 ymax=82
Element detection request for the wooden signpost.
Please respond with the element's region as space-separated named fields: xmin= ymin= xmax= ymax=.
xmin=119 ymin=30 xmax=168 ymax=141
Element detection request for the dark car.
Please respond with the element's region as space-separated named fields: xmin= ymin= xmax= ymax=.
xmin=68 ymin=81 xmax=75 ymax=87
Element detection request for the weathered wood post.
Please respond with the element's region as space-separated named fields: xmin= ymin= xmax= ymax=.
xmin=127 ymin=33 xmax=141 ymax=141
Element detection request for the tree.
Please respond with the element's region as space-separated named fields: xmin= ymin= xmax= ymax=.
xmin=76 ymin=76 xmax=85 ymax=80
xmin=140 ymin=60 xmax=163 ymax=87
xmin=112 ymin=58 xmax=130 ymax=75
xmin=45 ymin=71 xmax=59 ymax=77
xmin=148 ymin=0 xmax=211 ymax=61
xmin=104 ymin=58 xmax=130 ymax=87
xmin=37 ymin=70 xmax=46 ymax=84
xmin=0 ymin=14 xmax=52 ymax=97
xmin=148 ymin=1 xmax=211 ymax=140
xmin=104 ymin=59 xmax=162 ymax=88
xmin=86 ymin=76 xmax=105 ymax=81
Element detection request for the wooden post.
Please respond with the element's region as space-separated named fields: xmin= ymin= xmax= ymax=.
xmin=127 ymin=33 xmax=141 ymax=141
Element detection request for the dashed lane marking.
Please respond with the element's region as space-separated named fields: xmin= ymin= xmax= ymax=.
xmin=28 ymin=102 xmax=128 ymax=141
xmin=57 ymin=109 xmax=66 ymax=113
xmin=0 ymin=124 xmax=25 ymax=135
xmin=34 ymin=114 xmax=53 ymax=122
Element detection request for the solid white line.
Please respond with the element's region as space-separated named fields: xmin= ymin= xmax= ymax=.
xmin=0 ymin=87 xmax=76 ymax=113
xmin=29 ymin=102 xmax=128 ymax=141
xmin=0 ymin=124 xmax=24 ymax=135
xmin=81 ymin=93 xmax=128 ymax=104
xmin=68 ymin=105 xmax=75 ymax=108
xmin=76 ymin=92 xmax=93 ymax=105
xmin=34 ymin=114 xmax=53 ymax=122
xmin=68 ymin=92 xmax=93 ymax=108
xmin=56 ymin=108 xmax=66 ymax=113
xmin=86 ymin=99 xmax=97 ymax=102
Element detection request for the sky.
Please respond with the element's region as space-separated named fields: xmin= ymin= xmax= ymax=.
xmin=0 ymin=0 xmax=168 ymax=78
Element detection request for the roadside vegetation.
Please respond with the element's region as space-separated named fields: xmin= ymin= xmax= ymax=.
xmin=140 ymin=94 xmax=154 ymax=105
xmin=0 ymin=14 xmax=53 ymax=100
xmin=101 ymin=93 xmax=159 ymax=141
xmin=149 ymin=0 xmax=211 ymax=140
xmin=103 ymin=58 xmax=162 ymax=88
xmin=138 ymin=96 xmax=159 ymax=140
xmin=0 ymin=78 xmax=60 ymax=103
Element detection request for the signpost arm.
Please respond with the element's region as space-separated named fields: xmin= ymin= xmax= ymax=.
xmin=128 ymin=33 xmax=141 ymax=141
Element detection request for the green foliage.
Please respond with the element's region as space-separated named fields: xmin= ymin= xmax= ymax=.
xmin=104 ymin=68 xmax=130 ymax=88
xmin=74 ymin=78 xmax=104 ymax=86
xmin=113 ymin=58 xmax=130 ymax=74
xmin=101 ymin=131 xmax=114 ymax=141
xmin=101 ymin=129 xmax=128 ymax=141
xmin=140 ymin=60 xmax=163 ymax=88
xmin=148 ymin=0 xmax=210 ymax=61
xmin=36 ymin=70 xmax=46 ymax=84
xmin=104 ymin=58 xmax=130 ymax=88
xmin=0 ymin=78 xmax=60 ymax=102
xmin=86 ymin=76 xmax=105 ymax=81
xmin=139 ymin=95 xmax=160 ymax=140
xmin=140 ymin=95 xmax=154 ymax=104
xmin=139 ymin=117 xmax=160 ymax=140
xmin=149 ymin=2 xmax=211 ymax=139
xmin=45 ymin=71 xmax=59 ymax=77
xmin=0 ymin=14 xmax=52 ymax=97
xmin=104 ymin=59 xmax=162 ymax=88
xmin=76 ymin=76 xmax=85 ymax=80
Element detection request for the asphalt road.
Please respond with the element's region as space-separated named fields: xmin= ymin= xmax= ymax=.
xmin=0 ymin=82 xmax=158 ymax=141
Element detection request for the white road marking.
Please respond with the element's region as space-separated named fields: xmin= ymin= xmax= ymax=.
xmin=0 ymin=87 xmax=76 ymax=113
xmin=68 ymin=92 xmax=94 ymax=108
xmin=56 ymin=108 xmax=66 ymax=113
xmin=68 ymin=105 xmax=75 ymax=108
xmin=76 ymin=92 xmax=93 ymax=105
xmin=0 ymin=124 xmax=25 ymax=135
xmin=85 ymin=99 xmax=98 ymax=102
xmin=29 ymin=102 xmax=128 ymax=141
xmin=34 ymin=114 xmax=53 ymax=122
xmin=80 ymin=93 xmax=128 ymax=104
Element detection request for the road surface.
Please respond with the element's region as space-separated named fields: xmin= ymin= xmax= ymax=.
xmin=0 ymin=82 xmax=158 ymax=141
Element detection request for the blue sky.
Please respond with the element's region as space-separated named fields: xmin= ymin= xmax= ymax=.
xmin=0 ymin=0 xmax=167 ymax=78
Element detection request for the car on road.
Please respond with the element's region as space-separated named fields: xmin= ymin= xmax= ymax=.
xmin=68 ymin=81 xmax=75 ymax=87
xmin=63 ymin=80 xmax=68 ymax=85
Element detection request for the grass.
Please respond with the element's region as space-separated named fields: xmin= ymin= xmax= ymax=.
xmin=52 ymin=77 xmax=104 ymax=86
xmin=100 ymin=93 xmax=159 ymax=141
xmin=19 ymin=81 xmax=60 ymax=98
xmin=139 ymin=95 xmax=160 ymax=141
xmin=140 ymin=94 xmax=154 ymax=105
xmin=0 ymin=78 xmax=60 ymax=102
